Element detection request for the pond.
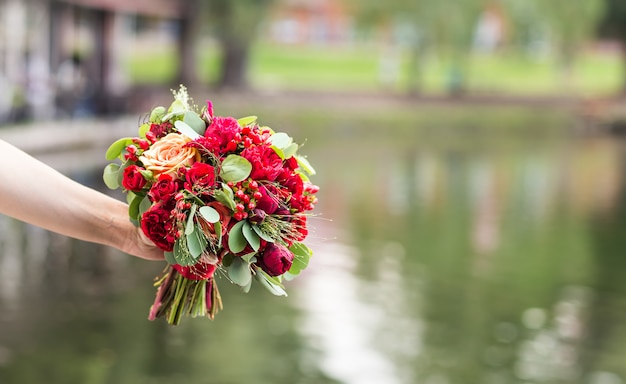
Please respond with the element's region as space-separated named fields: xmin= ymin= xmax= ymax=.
xmin=1 ymin=101 xmax=625 ymax=384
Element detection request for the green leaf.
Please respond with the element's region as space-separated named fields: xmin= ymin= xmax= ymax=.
xmin=164 ymin=251 xmax=177 ymax=265
xmin=128 ymin=193 xmax=144 ymax=222
xmin=214 ymin=221 xmax=222 ymax=247
xmin=228 ymin=257 xmax=252 ymax=287
xmin=183 ymin=111 xmax=206 ymax=135
xmin=271 ymin=146 xmax=285 ymax=160
xmin=138 ymin=123 xmax=150 ymax=138
xmin=105 ymin=137 xmax=133 ymax=161
xmin=254 ymin=267 xmax=288 ymax=296
xmin=149 ymin=106 xmax=166 ymax=123
xmin=139 ymin=195 xmax=152 ymax=217
xmin=283 ymin=143 xmax=299 ymax=159
xmin=295 ymin=154 xmax=316 ymax=175
xmin=228 ymin=220 xmax=248 ymax=254
xmin=174 ymin=120 xmax=200 ymax=140
xmin=288 ymin=242 xmax=312 ymax=276
xmin=237 ymin=115 xmax=257 ymax=127
xmin=219 ymin=155 xmax=252 ymax=182
xmin=186 ymin=225 xmax=207 ymax=259
xmin=252 ymin=224 xmax=274 ymax=242
xmin=214 ymin=186 xmax=236 ymax=211
xmin=241 ymin=252 xmax=257 ymax=263
xmin=103 ymin=163 xmax=120 ymax=189
xmin=199 ymin=206 xmax=220 ymax=223
xmin=242 ymin=221 xmax=260 ymax=251
xmin=162 ymin=99 xmax=186 ymax=121
xmin=185 ymin=204 xmax=198 ymax=236
xmin=269 ymin=132 xmax=292 ymax=148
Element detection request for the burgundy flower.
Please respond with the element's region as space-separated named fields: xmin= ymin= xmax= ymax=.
xmin=141 ymin=204 xmax=176 ymax=251
xmin=255 ymin=185 xmax=279 ymax=214
xmin=258 ymin=243 xmax=294 ymax=276
xmin=121 ymin=165 xmax=147 ymax=192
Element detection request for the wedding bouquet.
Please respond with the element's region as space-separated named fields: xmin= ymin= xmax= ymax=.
xmin=103 ymin=86 xmax=318 ymax=325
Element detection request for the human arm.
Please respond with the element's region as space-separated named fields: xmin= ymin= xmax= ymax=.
xmin=0 ymin=139 xmax=164 ymax=261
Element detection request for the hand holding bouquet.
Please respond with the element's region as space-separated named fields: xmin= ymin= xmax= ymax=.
xmin=103 ymin=86 xmax=318 ymax=325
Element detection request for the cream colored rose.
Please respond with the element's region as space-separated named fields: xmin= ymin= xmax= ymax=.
xmin=139 ymin=133 xmax=199 ymax=175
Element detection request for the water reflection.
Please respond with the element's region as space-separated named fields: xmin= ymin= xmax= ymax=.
xmin=2 ymin=121 xmax=626 ymax=383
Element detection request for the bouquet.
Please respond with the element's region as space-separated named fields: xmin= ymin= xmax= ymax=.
xmin=103 ymin=86 xmax=318 ymax=325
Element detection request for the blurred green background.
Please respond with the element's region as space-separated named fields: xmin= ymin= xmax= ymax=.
xmin=2 ymin=1 xmax=626 ymax=384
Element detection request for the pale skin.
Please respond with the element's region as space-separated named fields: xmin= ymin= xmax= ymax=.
xmin=0 ymin=139 xmax=164 ymax=261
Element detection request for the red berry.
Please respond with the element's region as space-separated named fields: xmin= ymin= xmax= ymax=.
xmin=236 ymin=190 xmax=245 ymax=198
xmin=249 ymin=180 xmax=258 ymax=190
xmin=247 ymin=202 xmax=256 ymax=210
xmin=235 ymin=203 xmax=245 ymax=212
xmin=242 ymin=194 xmax=250 ymax=203
xmin=253 ymin=191 xmax=262 ymax=200
xmin=243 ymin=137 xmax=253 ymax=147
xmin=234 ymin=212 xmax=244 ymax=221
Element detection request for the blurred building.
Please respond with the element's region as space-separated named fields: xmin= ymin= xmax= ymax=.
xmin=0 ymin=0 xmax=184 ymax=123
xmin=269 ymin=0 xmax=353 ymax=45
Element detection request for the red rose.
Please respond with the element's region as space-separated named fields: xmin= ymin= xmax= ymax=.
xmin=122 ymin=165 xmax=147 ymax=192
xmin=173 ymin=262 xmax=216 ymax=280
xmin=149 ymin=173 xmax=180 ymax=203
xmin=258 ymin=243 xmax=294 ymax=276
xmin=186 ymin=162 xmax=216 ymax=189
xmin=140 ymin=204 xmax=176 ymax=251
xmin=241 ymin=145 xmax=283 ymax=181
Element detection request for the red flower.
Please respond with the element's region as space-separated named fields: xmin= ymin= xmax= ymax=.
xmin=149 ymin=173 xmax=181 ymax=203
xmin=149 ymin=122 xmax=173 ymax=139
xmin=121 ymin=165 xmax=147 ymax=192
xmin=241 ymin=145 xmax=283 ymax=181
xmin=258 ymin=243 xmax=294 ymax=277
xmin=185 ymin=162 xmax=216 ymax=189
xmin=204 ymin=116 xmax=241 ymax=154
xmin=141 ymin=204 xmax=176 ymax=251
xmin=255 ymin=185 xmax=280 ymax=214
xmin=174 ymin=262 xmax=216 ymax=280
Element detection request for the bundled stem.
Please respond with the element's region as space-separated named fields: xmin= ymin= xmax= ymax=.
xmin=149 ymin=266 xmax=222 ymax=325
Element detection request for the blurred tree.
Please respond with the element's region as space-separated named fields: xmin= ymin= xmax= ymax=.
xmin=199 ymin=0 xmax=274 ymax=89
xmin=598 ymin=0 xmax=626 ymax=93
xmin=533 ymin=0 xmax=604 ymax=87
xmin=349 ymin=0 xmax=483 ymax=95
xmin=177 ymin=0 xmax=200 ymax=85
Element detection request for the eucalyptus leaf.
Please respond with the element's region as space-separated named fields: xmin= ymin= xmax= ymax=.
xmin=252 ymin=224 xmax=274 ymax=242
xmin=242 ymin=221 xmax=260 ymax=251
xmin=237 ymin=115 xmax=257 ymax=127
xmin=186 ymin=225 xmax=207 ymax=259
xmin=105 ymin=137 xmax=133 ymax=161
xmin=103 ymin=163 xmax=120 ymax=189
xmin=295 ymin=154 xmax=316 ymax=175
xmin=214 ymin=189 xmax=236 ymax=211
xmin=219 ymin=155 xmax=252 ymax=183
xmin=228 ymin=257 xmax=252 ymax=287
xmin=269 ymin=132 xmax=292 ymax=149
xmin=164 ymin=251 xmax=177 ymax=265
xmin=241 ymin=252 xmax=257 ymax=264
xmin=162 ymin=99 xmax=186 ymax=121
xmin=185 ymin=204 xmax=198 ymax=235
xmin=183 ymin=111 xmax=207 ymax=135
xmin=214 ymin=221 xmax=222 ymax=247
xmin=199 ymin=206 xmax=220 ymax=223
xmin=174 ymin=120 xmax=200 ymax=140
xmin=271 ymin=146 xmax=285 ymax=160
xmin=254 ymin=267 xmax=288 ymax=296
xmin=128 ymin=193 xmax=143 ymax=222
xmin=149 ymin=106 xmax=166 ymax=123
xmin=139 ymin=195 xmax=152 ymax=217
xmin=283 ymin=143 xmax=299 ymax=159
xmin=173 ymin=238 xmax=196 ymax=266
xmin=228 ymin=220 xmax=248 ymax=254
xmin=138 ymin=123 xmax=150 ymax=138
